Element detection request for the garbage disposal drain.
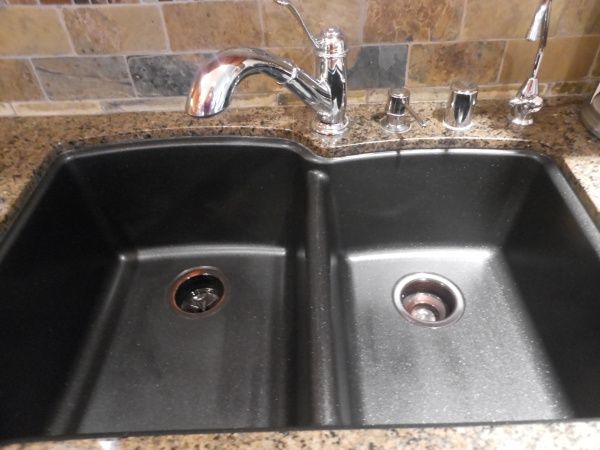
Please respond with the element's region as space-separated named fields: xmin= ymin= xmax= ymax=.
xmin=170 ymin=267 xmax=228 ymax=318
xmin=393 ymin=273 xmax=464 ymax=328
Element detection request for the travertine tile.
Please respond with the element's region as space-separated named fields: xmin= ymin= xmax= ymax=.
xmin=12 ymin=100 xmax=103 ymax=116
xmin=33 ymin=56 xmax=134 ymax=99
xmin=364 ymin=0 xmax=463 ymax=43
xmin=478 ymin=83 xmax=549 ymax=100
xmin=0 ymin=60 xmax=44 ymax=102
xmin=0 ymin=8 xmax=71 ymax=55
xmin=0 ymin=103 xmax=15 ymax=117
xmin=347 ymin=45 xmax=408 ymax=89
xmin=90 ymin=0 xmax=139 ymax=3
xmin=547 ymin=80 xmax=598 ymax=97
xmin=463 ymin=0 xmax=541 ymax=40
xmin=230 ymin=93 xmax=278 ymax=109
xmin=163 ymin=1 xmax=262 ymax=51
xmin=261 ymin=0 xmax=362 ymax=47
xmin=101 ymin=96 xmax=185 ymax=112
xmin=551 ymin=0 xmax=600 ymax=36
xmin=63 ymin=6 xmax=167 ymax=54
xmin=407 ymin=42 xmax=505 ymax=87
xmin=368 ymin=86 xmax=449 ymax=104
xmin=500 ymin=36 xmax=600 ymax=83
xmin=6 ymin=0 xmax=37 ymax=4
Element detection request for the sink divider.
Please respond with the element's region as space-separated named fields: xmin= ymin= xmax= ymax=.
xmin=303 ymin=169 xmax=352 ymax=426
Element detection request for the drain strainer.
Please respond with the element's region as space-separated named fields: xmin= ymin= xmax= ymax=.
xmin=169 ymin=267 xmax=228 ymax=318
xmin=392 ymin=273 xmax=464 ymax=328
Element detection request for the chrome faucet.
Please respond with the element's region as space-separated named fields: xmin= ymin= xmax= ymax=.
xmin=186 ymin=0 xmax=349 ymax=135
xmin=509 ymin=0 xmax=552 ymax=126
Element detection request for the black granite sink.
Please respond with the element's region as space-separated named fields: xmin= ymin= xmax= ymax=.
xmin=1 ymin=137 xmax=599 ymax=442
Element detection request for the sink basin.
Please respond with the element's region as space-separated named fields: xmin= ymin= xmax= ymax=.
xmin=1 ymin=137 xmax=599 ymax=442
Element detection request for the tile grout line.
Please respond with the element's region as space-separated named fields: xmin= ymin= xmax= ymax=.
xmin=1 ymin=36 xmax=599 ymax=61
xmin=5 ymin=102 xmax=16 ymax=116
xmin=27 ymin=57 xmax=50 ymax=101
xmin=256 ymin=0 xmax=266 ymax=48
xmin=157 ymin=3 xmax=172 ymax=53
xmin=122 ymin=55 xmax=141 ymax=99
xmin=55 ymin=6 xmax=78 ymax=56
xmin=458 ymin=0 xmax=468 ymax=40
xmin=358 ymin=0 xmax=368 ymax=45
xmin=404 ymin=44 xmax=411 ymax=88
xmin=587 ymin=41 xmax=600 ymax=79
xmin=496 ymin=40 xmax=509 ymax=84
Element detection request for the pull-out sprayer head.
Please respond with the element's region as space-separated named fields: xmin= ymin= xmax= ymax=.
xmin=526 ymin=0 xmax=551 ymax=41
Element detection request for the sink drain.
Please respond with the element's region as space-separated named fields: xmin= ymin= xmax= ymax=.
xmin=170 ymin=267 xmax=228 ymax=318
xmin=392 ymin=273 xmax=464 ymax=328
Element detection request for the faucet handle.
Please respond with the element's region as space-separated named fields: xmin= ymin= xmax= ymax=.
xmin=272 ymin=0 xmax=321 ymax=50
xmin=443 ymin=81 xmax=478 ymax=131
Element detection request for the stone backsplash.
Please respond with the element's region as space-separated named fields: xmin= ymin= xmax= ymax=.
xmin=0 ymin=0 xmax=599 ymax=116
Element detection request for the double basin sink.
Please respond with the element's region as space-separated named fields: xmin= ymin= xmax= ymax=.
xmin=1 ymin=137 xmax=599 ymax=442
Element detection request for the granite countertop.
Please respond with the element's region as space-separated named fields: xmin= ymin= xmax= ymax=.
xmin=0 ymin=98 xmax=599 ymax=449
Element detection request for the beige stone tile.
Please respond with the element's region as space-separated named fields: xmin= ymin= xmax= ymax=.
xmin=347 ymin=89 xmax=368 ymax=105
xmin=279 ymin=89 xmax=366 ymax=106
xmin=163 ymin=1 xmax=262 ymax=51
xmin=101 ymin=96 xmax=186 ymax=113
xmin=261 ymin=0 xmax=362 ymax=47
xmin=367 ymin=85 xmax=526 ymax=103
xmin=500 ymin=36 xmax=600 ymax=83
xmin=0 ymin=60 xmax=44 ymax=102
xmin=33 ymin=56 xmax=134 ymax=100
xmin=479 ymin=84 xmax=545 ymax=100
xmin=7 ymin=0 xmax=38 ymax=4
xmin=550 ymin=0 xmax=600 ymax=36
xmin=12 ymin=100 xmax=103 ymax=116
xmin=229 ymin=93 xmax=277 ymax=109
xmin=407 ymin=42 xmax=505 ymax=87
xmin=364 ymin=0 xmax=463 ymax=43
xmin=63 ymin=6 xmax=167 ymax=54
xmin=0 ymin=8 xmax=71 ymax=56
xmin=547 ymin=80 xmax=598 ymax=97
xmin=462 ymin=0 xmax=542 ymax=40
xmin=0 ymin=103 xmax=15 ymax=117
xmin=238 ymin=48 xmax=315 ymax=94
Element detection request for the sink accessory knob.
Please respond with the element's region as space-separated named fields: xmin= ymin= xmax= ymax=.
xmin=443 ymin=81 xmax=478 ymax=131
xmin=582 ymin=82 xmax=600 ymax=139
xmin=380 ymin=88 xmax=428 ymax=134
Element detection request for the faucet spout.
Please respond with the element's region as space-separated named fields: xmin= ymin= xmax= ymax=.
xmin=509 ymin=0 xmax=552 ymax=126
xmin=187 ymin=48 xmax=328 ymax=118
xmin=186 ymin=47 xmax=348 ymax=135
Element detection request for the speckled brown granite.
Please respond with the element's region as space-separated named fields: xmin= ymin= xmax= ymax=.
xmin=0 ymin=98 xmax=599 ymax=449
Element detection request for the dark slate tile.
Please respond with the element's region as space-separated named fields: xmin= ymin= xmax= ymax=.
xmin=348 ymin=45 xmax=408 ymax=89
xmin=33 ymin=56 xmax=134 ymax=100
xmin=127 ymin=54 xmax=212 ymax=97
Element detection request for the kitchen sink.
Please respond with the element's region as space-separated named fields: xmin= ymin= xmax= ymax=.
xmin=1 ymin=137 xmax=599 ymax=442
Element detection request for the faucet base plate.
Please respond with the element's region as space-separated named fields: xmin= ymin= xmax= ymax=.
xmin=509 ymin=114 xmax=535 ymax=127
xmin=312 ymin=117 xmax=349 ymax=135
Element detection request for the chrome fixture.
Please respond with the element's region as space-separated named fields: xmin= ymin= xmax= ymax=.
xmin=509 ymin=0 xmax=552 ymax=126
xmin=380 ymin=88 xmax=427 ymax=134
xmin=582 ymin=82 xmax=600 ymax=139
xmin=392 ymin=273 xmax=465 ymax=328
xmin=443 ymin=81 xmax=478 ymax=131
xmin=186 ymin=0 xmax=348 ymax=135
